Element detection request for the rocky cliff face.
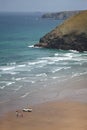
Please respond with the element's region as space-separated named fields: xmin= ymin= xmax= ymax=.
xmin=42 ymin=10 xmax=81 ymax=20
xmin=34 ymin=10 xmax=87 ymax=52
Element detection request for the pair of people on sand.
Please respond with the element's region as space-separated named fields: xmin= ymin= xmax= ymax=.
xmin=16 ymin=110 xmax=23 ymax=117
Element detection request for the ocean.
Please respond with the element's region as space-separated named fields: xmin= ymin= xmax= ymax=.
xmin=0 ymin=12 xmax=87 ymax=115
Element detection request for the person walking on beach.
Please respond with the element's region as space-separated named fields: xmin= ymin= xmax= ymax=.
xmin=16 ymin=110 xmax=23 ymax=118
xmin=16 ymin=110 xmax=18 ymax=117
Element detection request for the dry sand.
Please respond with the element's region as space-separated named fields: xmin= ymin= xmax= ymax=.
xmin=0 ymin=101 xmax=87 ymax=130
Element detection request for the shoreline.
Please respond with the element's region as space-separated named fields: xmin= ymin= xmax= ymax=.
xmin=0 ymin=100 xmax=87 ymax=130
xmin=0 ymin=75 xmax=87 ymax=130
xmin=0 ymin=75 xmax=87 ymax=117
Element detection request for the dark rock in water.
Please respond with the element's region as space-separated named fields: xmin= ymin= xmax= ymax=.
xmin=34 ymin=10 xmax=87 ymax=52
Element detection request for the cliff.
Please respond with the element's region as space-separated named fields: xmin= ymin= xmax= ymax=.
xmin=34 ymin=10 xmax=87 ymax=52
xmin=42 ymin=10 xmax=81 ymax=20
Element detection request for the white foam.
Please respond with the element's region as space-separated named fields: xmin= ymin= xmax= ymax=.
xmin=47 ymin=61 xmax=55 ymax=65
xmin=23 ymin=78 xmax=35 ymax=83
xmin=0 ymin=86 xmax=6 ymax=90
xmin=6 ymin=82 xmax=15 ymax=86
xmin=15 ymin=78 xmax=22 ymax=81
xmin=0 ymin=66 xmax=15 ymax=71
xmin=0 ymin=81 xmax=15 ymax=86
xmin=63 ymin=67 xmax=71 ymax=70
xmin=71 ymin=73 xmax=79 ymax=78
xmin=72 ymin=71 xmax=87 ymax=78
xmin=37 ymin=65 xmax=46 ymax=68
xmin=40 ymin=56 xmax=72 ymax=62
xmin=10 ymin=72 xmax=19 ymax=75
xmin=52 ymin=67 xmax=63 ymax=73
xmin=20 ymin=92 xmax=30 ymax=98
xmin=64 ymin=53 xmax=73 ymax=58
xmin=28 ymin=45 xmax=34 ymax=48
xmin=84 ymin=51 xmax=87 ymax=53
xmin=60 ymin=62 xmax=69 ymax=65
xmin=14 ymin=85 xmax=23 ymax=91
xmin=0 ymin=66 xmax=19 ymax=75
xmin=54 ymin=53 xmax=59 ymax=56
xmin=34 ymin=46 xmax=42 ymax=48
xmin=52 ymin=77 xmax=58 ymax=79
xmin=31 ymin=81 xmax=35 ymax=84
xmin=15 ymin=77 xmax=26 ymax=81
xmin=7 ymin=62 xmax=16 ymax=66
xmin=17 ymin=64 xmax=26 ymax=68
xmin=69 ymin=50 xmax=79 ymax=53
xmin=51 ymin=65 xmax=71 ymax=74
xmin=28 ymin=60 xmax=47 ymax=66
xmin=36 ymin=73 xmax=47 ymax=77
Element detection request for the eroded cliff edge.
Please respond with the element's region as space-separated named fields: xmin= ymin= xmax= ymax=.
xmin=34 ymin=10 xmax=87 ymax=52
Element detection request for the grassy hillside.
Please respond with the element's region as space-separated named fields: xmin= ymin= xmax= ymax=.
xmin=35 ymin=10 xmax=87 ymax=51
xmin=50 ymin=10 xmax=87 ymax=37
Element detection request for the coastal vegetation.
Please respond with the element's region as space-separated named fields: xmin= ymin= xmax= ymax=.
xmin=35 ymin=10 xmax=87 ymax=52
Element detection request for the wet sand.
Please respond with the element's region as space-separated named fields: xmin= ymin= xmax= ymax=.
xmin=0 ymin=101 xmax=87 ymax=130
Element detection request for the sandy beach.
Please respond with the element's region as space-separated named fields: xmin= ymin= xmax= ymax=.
xmin=0 ymin=101 xmax=87 ymax=130
xmin=0 ymin=76 xmax=87 ymax=130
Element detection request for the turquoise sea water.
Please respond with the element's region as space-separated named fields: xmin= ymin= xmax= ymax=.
xmin=0 ymin=13 xmax=87 ymax=115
